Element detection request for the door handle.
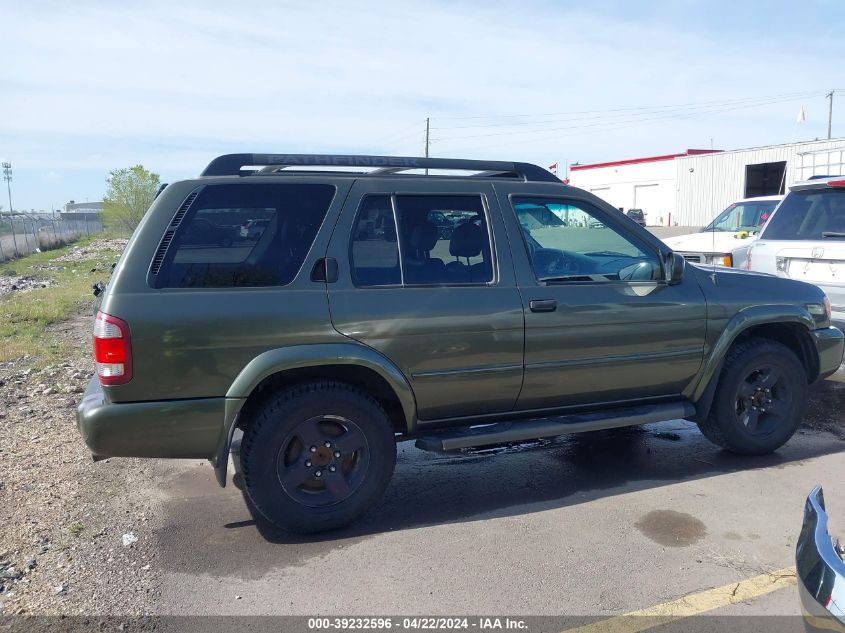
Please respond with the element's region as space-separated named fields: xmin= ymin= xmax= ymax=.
xmin=310 ymin=257 xmax=339 ymax=283
xmin=529 ymin=299 xmax=557 ymax=312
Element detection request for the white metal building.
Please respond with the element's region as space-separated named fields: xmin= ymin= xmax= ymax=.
xmin=568 ymin=138 xmax=845 ymax=226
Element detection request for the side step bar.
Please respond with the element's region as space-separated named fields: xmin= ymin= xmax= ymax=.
xmin=415 ymin=402 xmax=695 ymax=452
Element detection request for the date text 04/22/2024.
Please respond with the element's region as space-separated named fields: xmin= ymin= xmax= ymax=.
xmin=307 ymin=617 xmax=529 ymax=630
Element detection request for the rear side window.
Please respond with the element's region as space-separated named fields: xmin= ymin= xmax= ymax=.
xmin=154 ymin=183 xmax=335 ymax=288
xmin=349 ymin=194 xmax=493 ymax=287
xmin=395 ymin=195 xmax=493 ymax=285
xmin=761 ymin=189 xmax=845 ymax=241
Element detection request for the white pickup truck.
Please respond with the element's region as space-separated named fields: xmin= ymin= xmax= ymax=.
xmin=663 ymin=195 xmax=784 ymax=269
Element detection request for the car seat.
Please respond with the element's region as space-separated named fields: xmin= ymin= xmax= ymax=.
xmin=447 ymin=221 xmax=491 ymax=283
xmin=403 ymin=220 xmax=446 ymax=284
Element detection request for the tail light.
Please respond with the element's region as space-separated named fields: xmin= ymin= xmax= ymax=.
xmin=826 ymin=179 xmax=845 ymax=187
xmin=93 ymin=311 xmax=132 ymax=385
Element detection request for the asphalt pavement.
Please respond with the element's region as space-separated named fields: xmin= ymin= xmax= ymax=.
xmin=150 ymin=370 xmax=845 ymax=623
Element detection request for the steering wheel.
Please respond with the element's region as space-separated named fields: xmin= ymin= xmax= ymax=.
xmin=533 ymin=248 xmax=578 ymax=277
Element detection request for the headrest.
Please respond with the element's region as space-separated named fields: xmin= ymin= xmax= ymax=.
xmin=449 ymin=221 xmax=485 ymax=258
xmin=408 ymin=221 xmax=439 ymax=252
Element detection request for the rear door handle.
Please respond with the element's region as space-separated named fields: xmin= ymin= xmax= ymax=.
xmin=529 ymin=299 xmax=557 ymax=312
xmin=310 ymin=257 xmax=339 ymax=283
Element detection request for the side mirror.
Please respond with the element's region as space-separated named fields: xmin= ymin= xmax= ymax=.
xmin=667 ymin=252 xmax=685 ymax=283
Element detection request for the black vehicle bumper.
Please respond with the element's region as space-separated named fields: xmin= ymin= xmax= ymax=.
xmin=813 ymin=327 xmax=845 ymax=381
xmin=76 ymin=376 xmax=225 ymax=459
xmin=797 ymin=486 xmax=845 ymax=632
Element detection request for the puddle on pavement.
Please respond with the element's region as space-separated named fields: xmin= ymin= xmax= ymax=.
xmin=651 ymin=431 xmax=682 ymax=442
xmin=635 ymin=509 xmax=707 ymax=547
xmin=804 ymin=381 xmax=845 ymax=439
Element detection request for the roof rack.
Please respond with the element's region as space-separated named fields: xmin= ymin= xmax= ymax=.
xmin=200 ymin=153 xmax=560 ymax=183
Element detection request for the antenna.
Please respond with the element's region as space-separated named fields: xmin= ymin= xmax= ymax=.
xmin=424 ymin=117 xmax=430 ymax=176
xmin=710 ymin=211 xmax=718 ymax=285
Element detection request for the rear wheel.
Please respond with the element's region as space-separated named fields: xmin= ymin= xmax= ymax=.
xmin=240 ymin=381 xmax=396 ymax=533
xmin=698 ymin=338 xmax=807 ymax=455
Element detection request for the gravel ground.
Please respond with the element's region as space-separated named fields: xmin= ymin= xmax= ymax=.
xmin=0 ymin=240 xmax=170 ymax=618
xmin=51 ymin=239 xmax=128 ymax=263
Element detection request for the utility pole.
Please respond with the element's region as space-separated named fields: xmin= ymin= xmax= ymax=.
xmin=827 ymin=90 xmax=835 ymax=139
xmin=2 ymin=162 xmax=18 ymax=257
xmin=424 ymin=117 xmax=430 ymax=176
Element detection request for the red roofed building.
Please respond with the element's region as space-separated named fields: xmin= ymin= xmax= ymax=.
xmin=567 ymin=149 xmax=720 ymax=227
xmin=566 ymin=139 xmax=845 ymax=227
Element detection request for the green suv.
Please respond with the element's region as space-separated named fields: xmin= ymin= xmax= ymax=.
xmin=77 ymin=154 xmax=844 ymax=533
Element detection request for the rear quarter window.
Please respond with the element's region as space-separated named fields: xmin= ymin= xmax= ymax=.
xmin=152 ymin=183 xmax=335 ymax=288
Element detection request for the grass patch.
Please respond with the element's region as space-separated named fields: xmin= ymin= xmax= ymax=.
xmin=68 ymin=521 xmax=84 ymax=537
xmin=0 ymin=235 xmax=124 ymax=364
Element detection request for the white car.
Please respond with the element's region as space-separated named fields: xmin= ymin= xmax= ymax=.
xmin=663 ymin=195 xmax=784 ymax=269
xmin=748 ymin=177 xmax=845 ymax=330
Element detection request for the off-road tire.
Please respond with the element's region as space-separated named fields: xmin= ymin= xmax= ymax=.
xmin=697 ymin=338 xmax=807 ymax=455
xmin=240 ymin=381 xmax=396 ymax=534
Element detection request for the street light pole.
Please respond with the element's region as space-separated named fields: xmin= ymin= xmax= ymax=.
xmin=2 ymin=162 xmax=19 ymax=257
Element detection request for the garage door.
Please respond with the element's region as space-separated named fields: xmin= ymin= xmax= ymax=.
xmin=633 ymin=184 xmax=661 ymax=225
xmin=589 ymin=187 xmax=624 ymax=210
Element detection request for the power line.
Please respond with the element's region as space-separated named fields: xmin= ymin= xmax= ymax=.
xmin=431 ymin=93 xmax=820 ymax=143
xmin=434 ymin=95 xmax=822 ymax=157
xmin=370 ymin=122 xmax=425 ymax=147
xmin=431 ymin=90 xmax=823 ymax=123
xmin=433 ymin=93 xmax=820 ymax=141
xmin=431 ymin=91 xmax=823 ymax=131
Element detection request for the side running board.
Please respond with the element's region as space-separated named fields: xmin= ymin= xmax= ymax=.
xmin=415 ymin=402 xmax=695 ymax=452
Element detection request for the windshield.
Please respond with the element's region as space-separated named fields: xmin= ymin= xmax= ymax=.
xmin=761 ymin=188 xmax=845 ymax=240
xmin=702 ymin=200 xmax=780 ymax=232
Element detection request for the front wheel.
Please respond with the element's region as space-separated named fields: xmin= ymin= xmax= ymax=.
xmin=240 ymin=381 xmax=397 ymax=533
xmin=697 ymin=338 xmax=808 ymax=455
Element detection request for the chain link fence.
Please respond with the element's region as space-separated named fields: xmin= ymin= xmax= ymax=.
xmin=0 ymin=214 xmax=103 ymax=263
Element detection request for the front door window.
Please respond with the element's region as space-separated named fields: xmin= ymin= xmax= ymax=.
xmin=513 ymin=198 xmax=662 ymax=283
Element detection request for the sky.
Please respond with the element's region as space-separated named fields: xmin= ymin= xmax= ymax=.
xmin=1 ymin=0 xmax=844 ymax=211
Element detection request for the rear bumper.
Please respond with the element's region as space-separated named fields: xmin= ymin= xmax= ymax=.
xmin=76 ymin=376 xmax=225 ymax=459
xmin=797 ymin=486 xmax=845 ymax=632
xmin=813 ymin=327 xmax=845 ymax=381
